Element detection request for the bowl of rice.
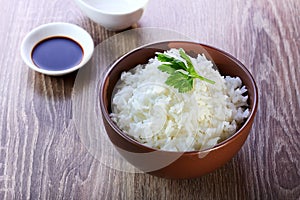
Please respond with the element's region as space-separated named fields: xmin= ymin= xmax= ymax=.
xmin=100 ymin=41 xmax=258 ymax=179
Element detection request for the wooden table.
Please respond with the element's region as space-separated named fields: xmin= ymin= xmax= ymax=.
xmin=1 ymin=0 xmax=299 ymax=199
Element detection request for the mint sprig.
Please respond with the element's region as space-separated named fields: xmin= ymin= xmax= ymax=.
xmin=157 ymin=49 xmax=215 ymax=93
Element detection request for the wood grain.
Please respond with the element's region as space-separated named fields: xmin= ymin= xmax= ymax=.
xmin=0 ymin=0 xmax=299 ymax=199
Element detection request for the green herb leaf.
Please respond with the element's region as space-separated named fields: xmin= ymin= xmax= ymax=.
xmin=157 ymin=49 xmax=215 ymax=93
xmin=157 ymin=53 xmax=187 ymax=71
xmin=158 ymin=64 xmax=176 ymax=74
xmin=179 ymin=48 xmax=193 ymax=70
xmin=165 ymin=72 xmax=194 ymax=93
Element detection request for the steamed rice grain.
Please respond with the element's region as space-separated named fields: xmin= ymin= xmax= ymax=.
xmin=110 ymin=49 xmax=249 ymax=151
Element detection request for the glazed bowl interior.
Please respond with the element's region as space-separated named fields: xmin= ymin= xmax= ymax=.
xmin=100 ymin=41 xmax=258 ymax=178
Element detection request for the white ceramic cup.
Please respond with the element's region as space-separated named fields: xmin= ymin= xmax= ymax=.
xmin=74 ymin=0 xmax=149 ymax=31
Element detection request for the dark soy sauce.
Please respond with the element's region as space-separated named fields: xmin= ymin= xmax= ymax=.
xmin=31 ymin=36 xmax=83 ymax=71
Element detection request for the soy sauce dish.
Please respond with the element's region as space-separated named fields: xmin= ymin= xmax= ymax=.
xmin=21 ymin=22 xmax=94 ymax=76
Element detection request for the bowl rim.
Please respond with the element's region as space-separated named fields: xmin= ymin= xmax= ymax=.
xmin=100 ymin=40 xmax=258 ymax=155
xmin=75 ymin=0 xmax=149 ymax=16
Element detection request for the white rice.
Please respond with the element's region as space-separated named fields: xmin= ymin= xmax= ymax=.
xmin=110 ymin=49 xmax=249 ymax=151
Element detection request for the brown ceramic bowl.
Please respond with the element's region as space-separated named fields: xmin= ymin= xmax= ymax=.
xmin=100 ymin=41 xmax=258 ymax=179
